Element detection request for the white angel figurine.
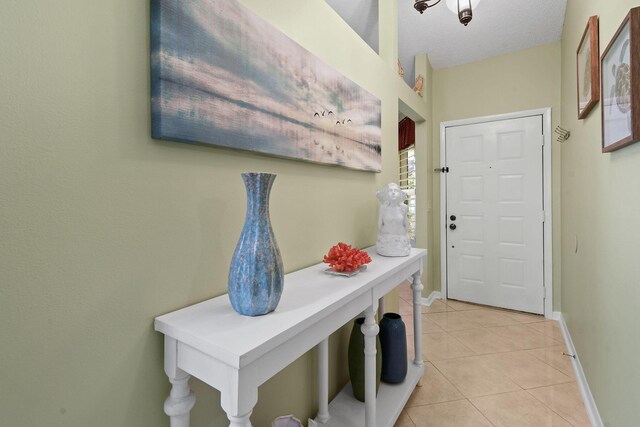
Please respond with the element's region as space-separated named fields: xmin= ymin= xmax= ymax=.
xmin=376 ymin=183 xmax=411 ymax=257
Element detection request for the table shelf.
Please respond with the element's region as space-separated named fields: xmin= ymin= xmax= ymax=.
xmin=321 ymin=362 xmax=424 ymax=427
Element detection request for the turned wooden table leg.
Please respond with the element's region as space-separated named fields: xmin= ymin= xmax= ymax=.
xmin=227 ymin=413 xmax=253 ymax=427
xmin=411 ymin=271 xmax=424 ymax=368
xmin=164 ymin=373 xmax=196 ymax=427
xmin=221 ymin=374 xmax=258 ymax=427
xmin=163 ymin=337 xmax=196 ymax=427
xmin=362 ymin=303 xmax=379 ymax=427
xmin=316 ymin=338 xmax=330 ymax=423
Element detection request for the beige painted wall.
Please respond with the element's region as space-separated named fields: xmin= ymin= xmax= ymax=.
xmin=560 ymin=1 xmax=640 ymax=424
xmin=430 ymin=43 xmax=563 ymax=310
xmin=0 ymin=0 xmax=427 ymax=426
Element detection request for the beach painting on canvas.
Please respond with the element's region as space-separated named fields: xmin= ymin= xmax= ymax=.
xmin=151 ymin=0 xmax=382 ymax=172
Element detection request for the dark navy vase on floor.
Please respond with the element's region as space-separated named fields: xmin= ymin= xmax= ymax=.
xmin=228 ymin=173 xmax=283 ymax=316
xmin=379 ymin=312 xmax=408 ymax=383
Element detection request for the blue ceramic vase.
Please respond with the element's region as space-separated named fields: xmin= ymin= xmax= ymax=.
xmin=379 ymin=313 xmax=408 ymax=383
xmin=228 ymin=173 xmax=283 ymax=316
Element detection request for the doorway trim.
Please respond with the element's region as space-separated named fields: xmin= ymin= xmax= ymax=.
xmin=439 ymin=108 xmax=553 ymax=318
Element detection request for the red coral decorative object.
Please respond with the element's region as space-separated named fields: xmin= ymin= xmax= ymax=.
xmin=323 ymin=242 xmax=372 ymax=272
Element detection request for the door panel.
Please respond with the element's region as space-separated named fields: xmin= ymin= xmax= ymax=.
xmin=445 ymin=116 xmax=544 ymax=314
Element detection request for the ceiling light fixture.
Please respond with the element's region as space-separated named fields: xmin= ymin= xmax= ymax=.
xmin=446 ymin=0 xmax=481 ymax=26
xmin=413 ymin=0 xmax=442 ymax=15
xmin=414 ymin=0 xmax=481 ymax=26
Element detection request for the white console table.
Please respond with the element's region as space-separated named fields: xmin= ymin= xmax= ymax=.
xmin=154 ymin=247 xmax=426 ymax=427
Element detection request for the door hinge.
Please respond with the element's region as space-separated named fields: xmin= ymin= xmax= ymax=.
xmin=433 ymin=167 xmax=450 ymax=173
xmin=540 ymin=210 xmax=546 ymax=223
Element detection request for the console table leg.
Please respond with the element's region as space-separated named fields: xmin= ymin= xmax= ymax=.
xmin=411 ymin=271 xmax=424 ymax=367
xmin=228 ymin=412 xmax=253 ymax=427
xmin=163 ymin=337 xmax=196 ymax=427
xmin=316 ymin=338 xmax=330 ymax=423
xmin=362 ymin=304 xmax=379 ymax=427
xmin=221 ymin=380 xmax=257 ymax=427
xmin=164 ymin=373 xmax=196 ymax=427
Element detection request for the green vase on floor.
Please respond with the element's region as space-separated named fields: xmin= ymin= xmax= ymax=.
xmin=348 ymin=317 xmax=381 ymax=402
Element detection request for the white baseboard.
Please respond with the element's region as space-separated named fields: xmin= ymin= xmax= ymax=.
xmin=421 ymin=291 xmax=441 ymax=307
xmin=557 ymin=313 xmax=603 ymax=427
xmin=551 ymin=311 xmax=562 ymax=321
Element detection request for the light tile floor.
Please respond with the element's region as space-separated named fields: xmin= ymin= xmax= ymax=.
xmin=395 ymin=284 xmax=590 ymax=427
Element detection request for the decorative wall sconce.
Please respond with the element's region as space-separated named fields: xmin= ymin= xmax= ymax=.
xmin=414 ymin=0 xmax=481 ymax=26
xmin=555 ymin=126 xmax=571 ymax=143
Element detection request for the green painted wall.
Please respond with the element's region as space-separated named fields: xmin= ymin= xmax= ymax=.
xmin=429 ymin=43 xmax=563 ymax=310
xmin=560 ymin=1 xmax=640 ymax=425
xmin=0 ymin=0 xmax=427 ymax=426
xmin=414 ymin=54 xmax=436 ymax=295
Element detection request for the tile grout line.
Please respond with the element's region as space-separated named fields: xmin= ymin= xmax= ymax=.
xmin=406 ymin=398 xmax=499 ymax=427
xmin=524 ymin=345 xmax=577 ymax=378
xmin=523 ymin=387 xmax=583 ymax=427
xmin=428 ymin=360 xmax=467 ymax=400
xmin=431 ymin=356 xmax=526 ymax=400
xmin=420 ymin=323 xmax=564 ymax=349
xmin=402 ymin=409 xmax=417 ymax=427
xmin=466 ymin=396 xmax=499 ymax=427
xmin=469 ymin=389 xmax=579 ymax=427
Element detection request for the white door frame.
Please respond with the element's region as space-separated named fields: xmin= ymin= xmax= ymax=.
xmin=439 ymin=108 xmax=553 ymax=318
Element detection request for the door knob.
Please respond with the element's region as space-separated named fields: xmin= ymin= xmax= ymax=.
xmin=450 ymin=215 xmax=457 ymax=221
xmin=449 ymin=224 xmax=457 ymax=230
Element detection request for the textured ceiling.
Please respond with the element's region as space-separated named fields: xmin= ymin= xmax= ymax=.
xmin=325 ymin=0 xmax=567 ymax=85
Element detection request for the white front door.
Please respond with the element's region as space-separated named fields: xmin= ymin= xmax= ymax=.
xmin=445 ymin=115 xmax=544 ymax=314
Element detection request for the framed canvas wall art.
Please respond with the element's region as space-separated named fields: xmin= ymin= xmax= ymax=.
xmin=151 ymin=0 xmax=382 ymax=171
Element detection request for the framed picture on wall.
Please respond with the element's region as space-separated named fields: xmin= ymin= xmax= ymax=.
xmin=577 ymin=16 xmax=599 ymax=119
xmin=601 ymin=7 xmax=640 ymax=152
